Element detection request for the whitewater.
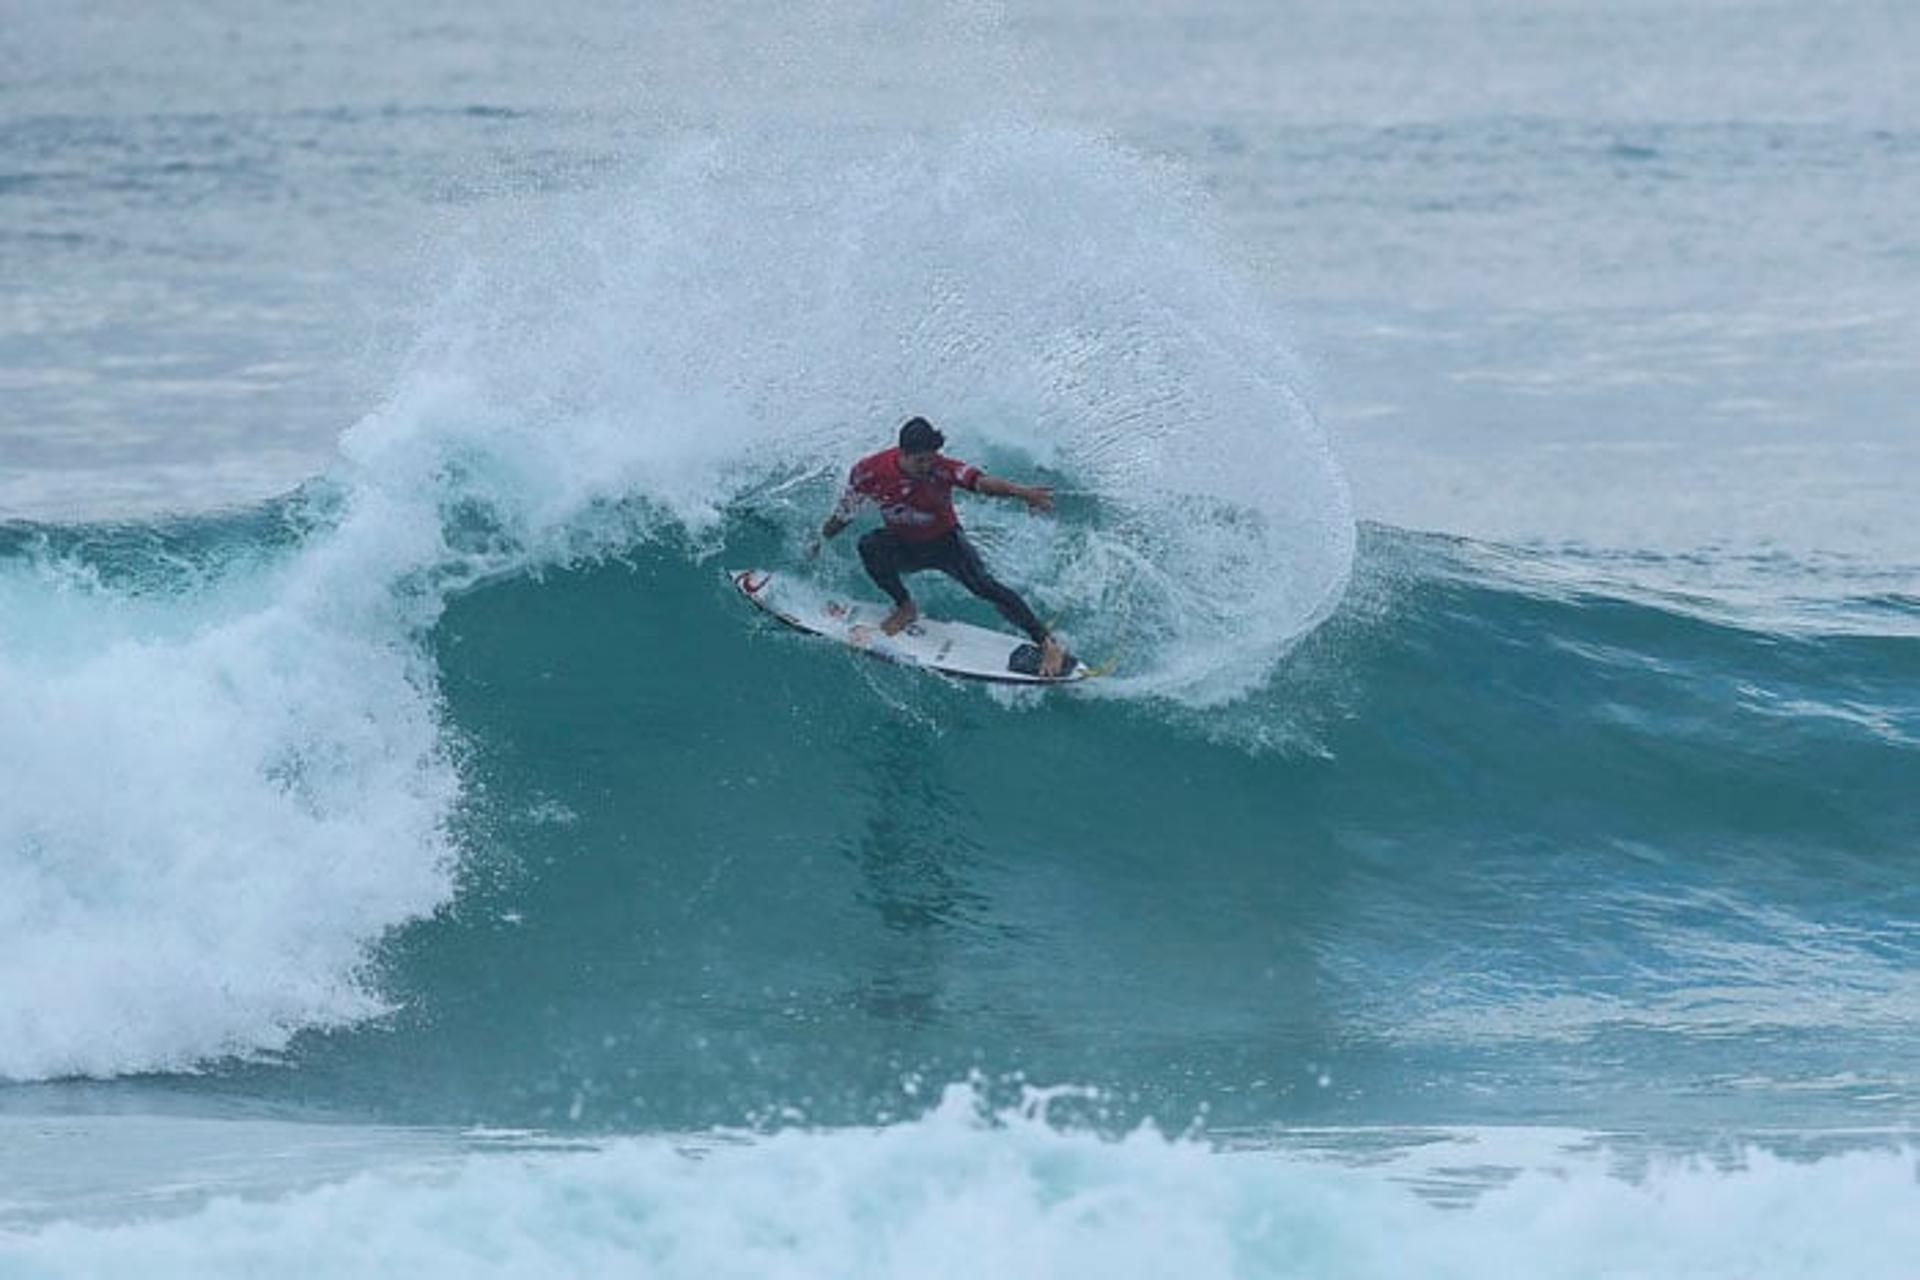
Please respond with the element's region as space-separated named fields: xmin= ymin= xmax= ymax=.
xmin=3 ymin=0 xmax=1916 ymax=1275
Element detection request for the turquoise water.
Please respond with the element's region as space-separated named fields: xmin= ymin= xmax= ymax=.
xmin=4 ymin=0 xmax=1917 ymax=1273
xmin=6 ymin=504 xmax=1917 ymax=1133
xmin=3 ymin=494 xmax=1914 ymax=1272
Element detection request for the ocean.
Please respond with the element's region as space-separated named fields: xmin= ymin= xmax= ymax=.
xmin=2 ymin=1 xmax=1916 ymax=1275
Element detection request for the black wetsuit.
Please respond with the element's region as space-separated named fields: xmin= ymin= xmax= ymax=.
xmin=858 ymin=526 xmax=1049 ymax=644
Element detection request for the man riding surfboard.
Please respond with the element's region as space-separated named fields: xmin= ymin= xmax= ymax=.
xmin=814 ymin=417 xmax=1068 ymax=678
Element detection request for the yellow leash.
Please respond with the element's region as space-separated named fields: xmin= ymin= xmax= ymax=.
xmin=1045 ymin=616 xmax=1120 ymax=680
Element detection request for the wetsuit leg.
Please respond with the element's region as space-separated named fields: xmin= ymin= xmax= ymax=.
xmin=936 ymin=531 xmax=1049 ymax=644
xmin=857 ymin=528 xmax=912 ymax=606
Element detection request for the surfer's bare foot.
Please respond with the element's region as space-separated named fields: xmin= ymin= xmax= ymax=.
xmin=881 ymin=602 xmax=918 ymax=635
xmin=1039 ymin=637 xmax=1066 ymax=677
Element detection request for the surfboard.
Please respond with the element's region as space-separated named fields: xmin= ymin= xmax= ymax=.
xmin=730 ymin=569 xmax=1096 ymax=684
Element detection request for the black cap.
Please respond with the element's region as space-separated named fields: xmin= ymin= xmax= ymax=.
xmin=898 ymin=417 xmax=945 ymax=454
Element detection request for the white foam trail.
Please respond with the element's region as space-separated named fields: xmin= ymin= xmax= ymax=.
xmin=2 ymin=1091 xmax=1912 ymax=1278
xmin=391 ymin=123 xmax=1354 ymax=702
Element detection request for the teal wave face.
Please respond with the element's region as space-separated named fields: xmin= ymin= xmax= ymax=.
xmin=4 ymin=504 xmax=1916 ymax=1132
xmin=166 ymin=523 xmax=1920 ymax=1133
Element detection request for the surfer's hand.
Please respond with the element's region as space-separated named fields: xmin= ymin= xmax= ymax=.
xmin=1022 ymin=485 xmax=1054 ymax=514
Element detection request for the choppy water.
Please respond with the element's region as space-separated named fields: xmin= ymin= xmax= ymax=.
xmin=3 ymin=1 xmax=1916 ymax=1274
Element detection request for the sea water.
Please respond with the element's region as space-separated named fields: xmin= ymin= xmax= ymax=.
xmin=2 ymin=1 xmax=1915 ymax=1275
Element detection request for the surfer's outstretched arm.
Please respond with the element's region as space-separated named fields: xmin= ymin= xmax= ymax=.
xmin=812 ymin=479 xmax=866 ymax=556
xmin=806 ymin=514 xmax=848 ymax=561
xmin=974 ymin=474 xmax=1054 ymax=514
xmin=817 ymin=471 xmax=870 ymax=545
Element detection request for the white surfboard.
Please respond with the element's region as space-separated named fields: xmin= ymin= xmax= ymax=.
xmin=731 ymin=569 xmax=1096 ymax=684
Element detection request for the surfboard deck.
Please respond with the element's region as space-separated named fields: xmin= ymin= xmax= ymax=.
xmin=731 ymin=569 xmax=1094 ymax=684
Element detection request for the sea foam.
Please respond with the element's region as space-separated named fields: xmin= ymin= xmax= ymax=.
xmin=2 ymin=1090 xmax=1911 ymax=1279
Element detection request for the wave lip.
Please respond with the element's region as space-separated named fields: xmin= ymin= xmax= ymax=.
xmin=382 ymin=122 xmax=1355 ymax=704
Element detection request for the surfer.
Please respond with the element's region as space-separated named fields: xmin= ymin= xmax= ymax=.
xmin=813 ymin=417 xmax=1068 ymax=677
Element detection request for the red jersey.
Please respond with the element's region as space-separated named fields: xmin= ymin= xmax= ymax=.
xmin=835 ymin=446 xmax=981 ymax=542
